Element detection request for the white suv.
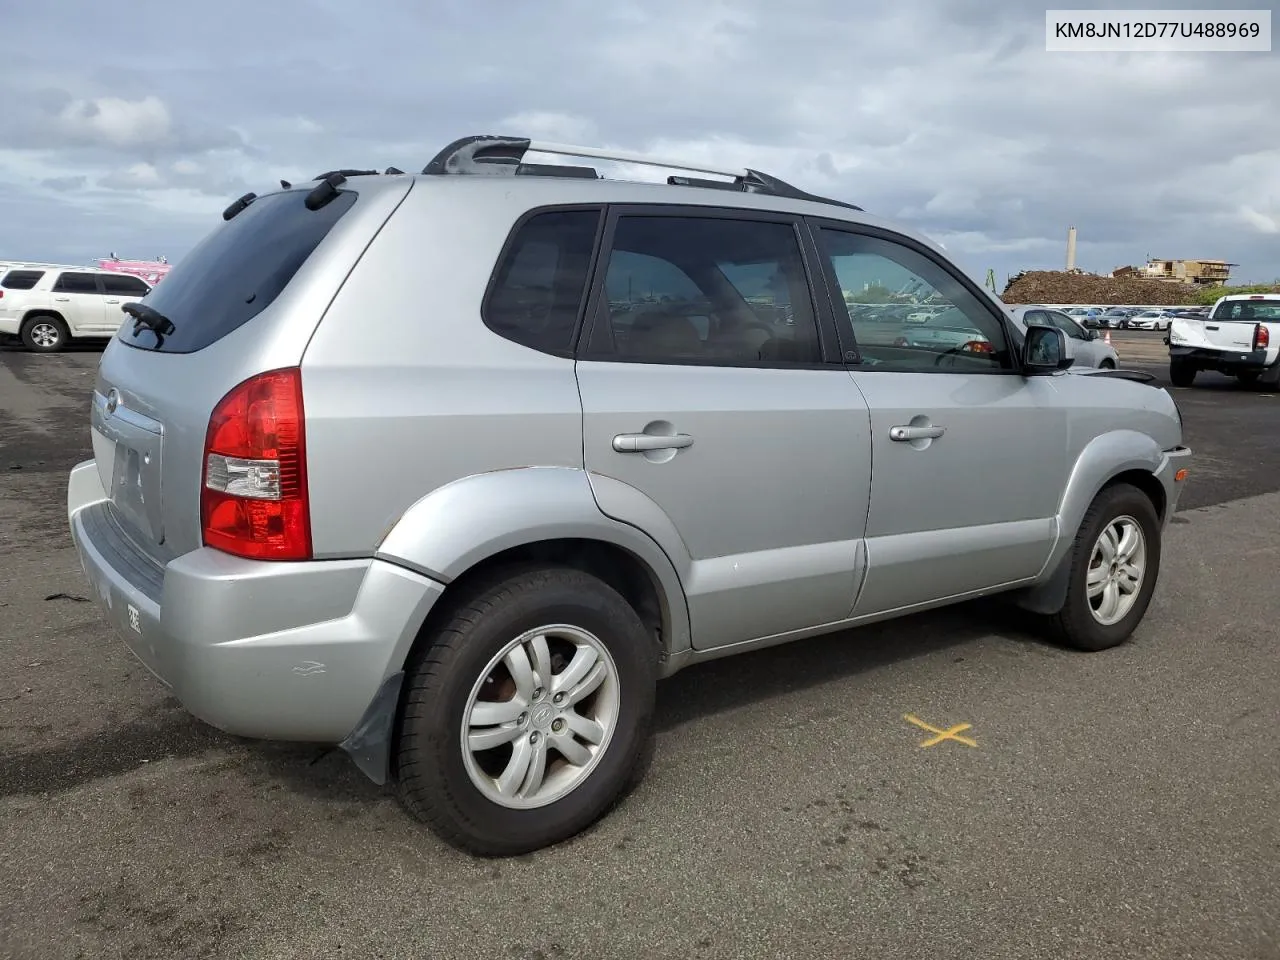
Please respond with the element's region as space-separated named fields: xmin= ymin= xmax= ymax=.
xmin=0 ymin=266 xmax=151 ymax=351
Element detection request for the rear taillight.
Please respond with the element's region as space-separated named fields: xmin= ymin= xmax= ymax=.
xmin=1255 ymin=323 xmax=1270 ymax=351
xmin=201 ymin=367 xmax=311 ymax=560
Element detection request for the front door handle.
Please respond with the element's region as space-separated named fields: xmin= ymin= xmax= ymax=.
xmin=105 ymin=299 xmax=120 ymax=304
xmin=54 ymin=296 xmax=70 ymax=302
xmin=613 ymin=433 xmax=695 ymax=453
xmin=889 ymin=424 xmax=945 ymax=442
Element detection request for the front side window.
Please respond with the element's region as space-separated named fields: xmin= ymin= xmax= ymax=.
xmin=1046 ymin=311 xmax=1087 ymax=340
xmin=817 ymin=228 xmax=1013 ymax=371
xmin=586 ymin=215 xmax=821 ymax=365
xmin=101 ymin=274 xmax=151 ymax=296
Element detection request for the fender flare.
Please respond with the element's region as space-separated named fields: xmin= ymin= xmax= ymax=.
xmin=373 ymin=465 xmax=692 ymax=656
xmin=1014 ymin=430 xmax=1164 ymax=615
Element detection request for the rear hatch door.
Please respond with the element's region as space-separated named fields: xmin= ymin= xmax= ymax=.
xmin=88 ymin=178 xmax=412 ymax=563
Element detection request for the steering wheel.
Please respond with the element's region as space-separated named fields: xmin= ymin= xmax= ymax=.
xmin=933 ymin=340 xmax=991 ymax=367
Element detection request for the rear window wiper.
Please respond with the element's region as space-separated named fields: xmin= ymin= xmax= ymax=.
xmin=122 ymin=301 xmax=176 ymax=341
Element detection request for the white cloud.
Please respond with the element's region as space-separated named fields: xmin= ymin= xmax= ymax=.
xmin=57 ymin=96 xmax=172 ymax=148
xmin=0 ymin=0 xmax=1276 ymax=281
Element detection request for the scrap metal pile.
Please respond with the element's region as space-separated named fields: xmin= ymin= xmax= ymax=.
xmin=1001 ymin=271 xmax=1201 ymax=306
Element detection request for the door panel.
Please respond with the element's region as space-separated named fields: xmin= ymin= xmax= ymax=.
xmin=50 ymin=272 xmax=105 ymax=333
xmin=100 ymin=275 xmax=151 ymax=333
xmin=576 ymin=207 xmax=872 ymax=651
xmin=579 ymin=363 xmax=871 ymax=649
xmin=809 ymin=221 xmax=1067 ymax=615
xmin=848 ymin=370 xmax=1063 ymax=614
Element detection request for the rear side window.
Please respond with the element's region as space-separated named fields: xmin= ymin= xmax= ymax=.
xmin=101 ymin=274 xmax=150 ymax=296
xmin=53 ymin=272 xmax=101 ymax=294
xmin=118 ymin=189 xmax=358 ymax=353
xmin=483 ymin=208 xmax=601 ymax=355
xmin=1 ymin=270 xmax=44 ymax=290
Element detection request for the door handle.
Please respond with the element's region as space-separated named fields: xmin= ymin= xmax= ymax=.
xmin=105 ymin=299 xmax=120 ymax=304
xmin=889 ymin=424 xmax=945 ymax=442
xmin=54 ymin=296 xmax=70 ymax=302
xmin=613 ymin=433 xmax=694 ymax=453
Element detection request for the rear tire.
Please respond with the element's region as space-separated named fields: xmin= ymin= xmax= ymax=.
xmin=1049 ymin=483 xmax=1162 ymax=652
xmin=394 ymin=565 xmax=659 ymax=856
xmin=1169 ymin=360 xmax=1196 ymax=387
xmin=20 ymin=314 xmax=69 ymax=353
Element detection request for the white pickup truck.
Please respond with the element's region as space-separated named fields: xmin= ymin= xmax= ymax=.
xmin=1166 ymin=293 xmax=1280 ymax=388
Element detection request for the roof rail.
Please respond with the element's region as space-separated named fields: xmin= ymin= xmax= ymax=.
xmin=421 ymin=135 xmax=862 ymax=212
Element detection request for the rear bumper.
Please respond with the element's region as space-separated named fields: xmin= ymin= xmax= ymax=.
xmin=0 ymin=316 xmax=20 ymax=336
xmin=1168 ymin=345 xmax=1276 ymax=378
xmin=67 ymin=459 xmax=445 ymax=743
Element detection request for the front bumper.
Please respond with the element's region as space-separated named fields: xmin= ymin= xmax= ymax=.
xmin=67 ymin=459 xmax=445 ymax=743
xmin=1154 ymin=445 xmax=1193 ymax=529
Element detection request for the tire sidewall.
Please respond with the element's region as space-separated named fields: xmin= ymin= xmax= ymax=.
xmin=403 ymin=571 xmax=657 ymax=853
xmin=1065 ymin=485 xmax=1162 ymax=650
xmin=22 ymin=316 xmax=67 ymax=352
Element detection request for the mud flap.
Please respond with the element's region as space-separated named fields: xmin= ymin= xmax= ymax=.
xmin=1010 ymin=550 xmax=1072 ymax=616
xmin=338 ymin=671 xmax=405 ymax=785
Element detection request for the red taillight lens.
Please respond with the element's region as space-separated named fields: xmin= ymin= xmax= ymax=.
xmin=1255 ymin=323 xmax=1270 ymax=351
xmin=893 ymin=336 xmax=909 ymax=347
xmin=201 ymin=367 xmax=310 ymax=561
xmin=962 ymin=340 xmax=994 ymax=354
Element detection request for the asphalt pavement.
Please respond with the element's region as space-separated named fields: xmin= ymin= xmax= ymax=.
xmin=1 ymin=334 xmax=1277 ymax=960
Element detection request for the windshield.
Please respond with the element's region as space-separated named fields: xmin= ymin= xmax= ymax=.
xmin=117 ymin=189 xmax=358 ymax=353
xmin=1211 ymin=299 xmax=1280 ymax=321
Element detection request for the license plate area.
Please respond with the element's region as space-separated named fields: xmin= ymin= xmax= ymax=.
xmin=91 ymin=390 xmax=165 ymax=545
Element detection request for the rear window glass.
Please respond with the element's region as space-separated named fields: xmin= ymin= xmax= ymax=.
xmin=1 ymin=270 xmax=44 ymax=290
xmin=118 ymin=189 xmax=358 ymax=353
xmin=1211 ymin=299 xmax=1280 ymax=321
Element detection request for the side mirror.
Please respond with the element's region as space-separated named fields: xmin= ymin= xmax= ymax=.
xmin=1086 ymin=328 xmax=1099 ymax=340
xmin=1023 ymin=325 xmax=1075 ymax=374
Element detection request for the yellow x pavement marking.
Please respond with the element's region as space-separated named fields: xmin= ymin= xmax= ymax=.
xmin=904 ymin=713 xmax=977 ymax=748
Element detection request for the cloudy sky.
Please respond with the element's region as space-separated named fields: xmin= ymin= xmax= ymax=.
xmin=3 ymin=0 xmax=1278 ymax=288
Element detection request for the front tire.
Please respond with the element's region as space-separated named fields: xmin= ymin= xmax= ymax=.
xmin=1169 ymin=360 xmax=1196 ymax=387
xmin=1050 ymin=483 xmax=1162 ymax=652
xmin=394 ymin=565 xmax=658 ymax=856
xmin=20 ymin=314 xmax=69 ymax=353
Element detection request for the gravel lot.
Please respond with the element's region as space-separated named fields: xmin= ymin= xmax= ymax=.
xmin=1 ymin=334 xmax=1277 ymax=960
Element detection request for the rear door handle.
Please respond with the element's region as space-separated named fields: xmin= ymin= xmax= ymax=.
xmin=889 ymin=425 xmax=945 ymax=442
xmin=54 ymin=296 xmax=70 ymax=302
xmin=613 ymin=433 xmax=694 ymax=453
xmin=105 ymin=299 xmax=120 ymax=304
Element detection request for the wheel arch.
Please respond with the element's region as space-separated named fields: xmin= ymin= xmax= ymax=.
xmin=373 ymin=466 xmax=692 ymax=665
xmin=1011 ymin=431 xmax=1166 ymax=615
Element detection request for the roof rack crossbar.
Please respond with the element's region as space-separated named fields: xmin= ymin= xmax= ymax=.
xmin=421 ymin=135 xmax=862 ymax=211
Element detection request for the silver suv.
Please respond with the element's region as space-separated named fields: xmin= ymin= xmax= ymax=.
xmin=67 ymin=135 xmax=1192 ymax=855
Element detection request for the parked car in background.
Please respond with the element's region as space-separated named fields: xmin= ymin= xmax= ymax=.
xmin=0 ymin=265 xmax=150 ymax=351
xmin=1167 ymin=293 xmax=1280 ymax=387
xmin=1127 ymin=310 xmax=1176 ymax=331
xmin=67 ymin=134 xmax=1191 ymax=855
xmin=1006 ymin=305 xmax=1119 ymax=369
